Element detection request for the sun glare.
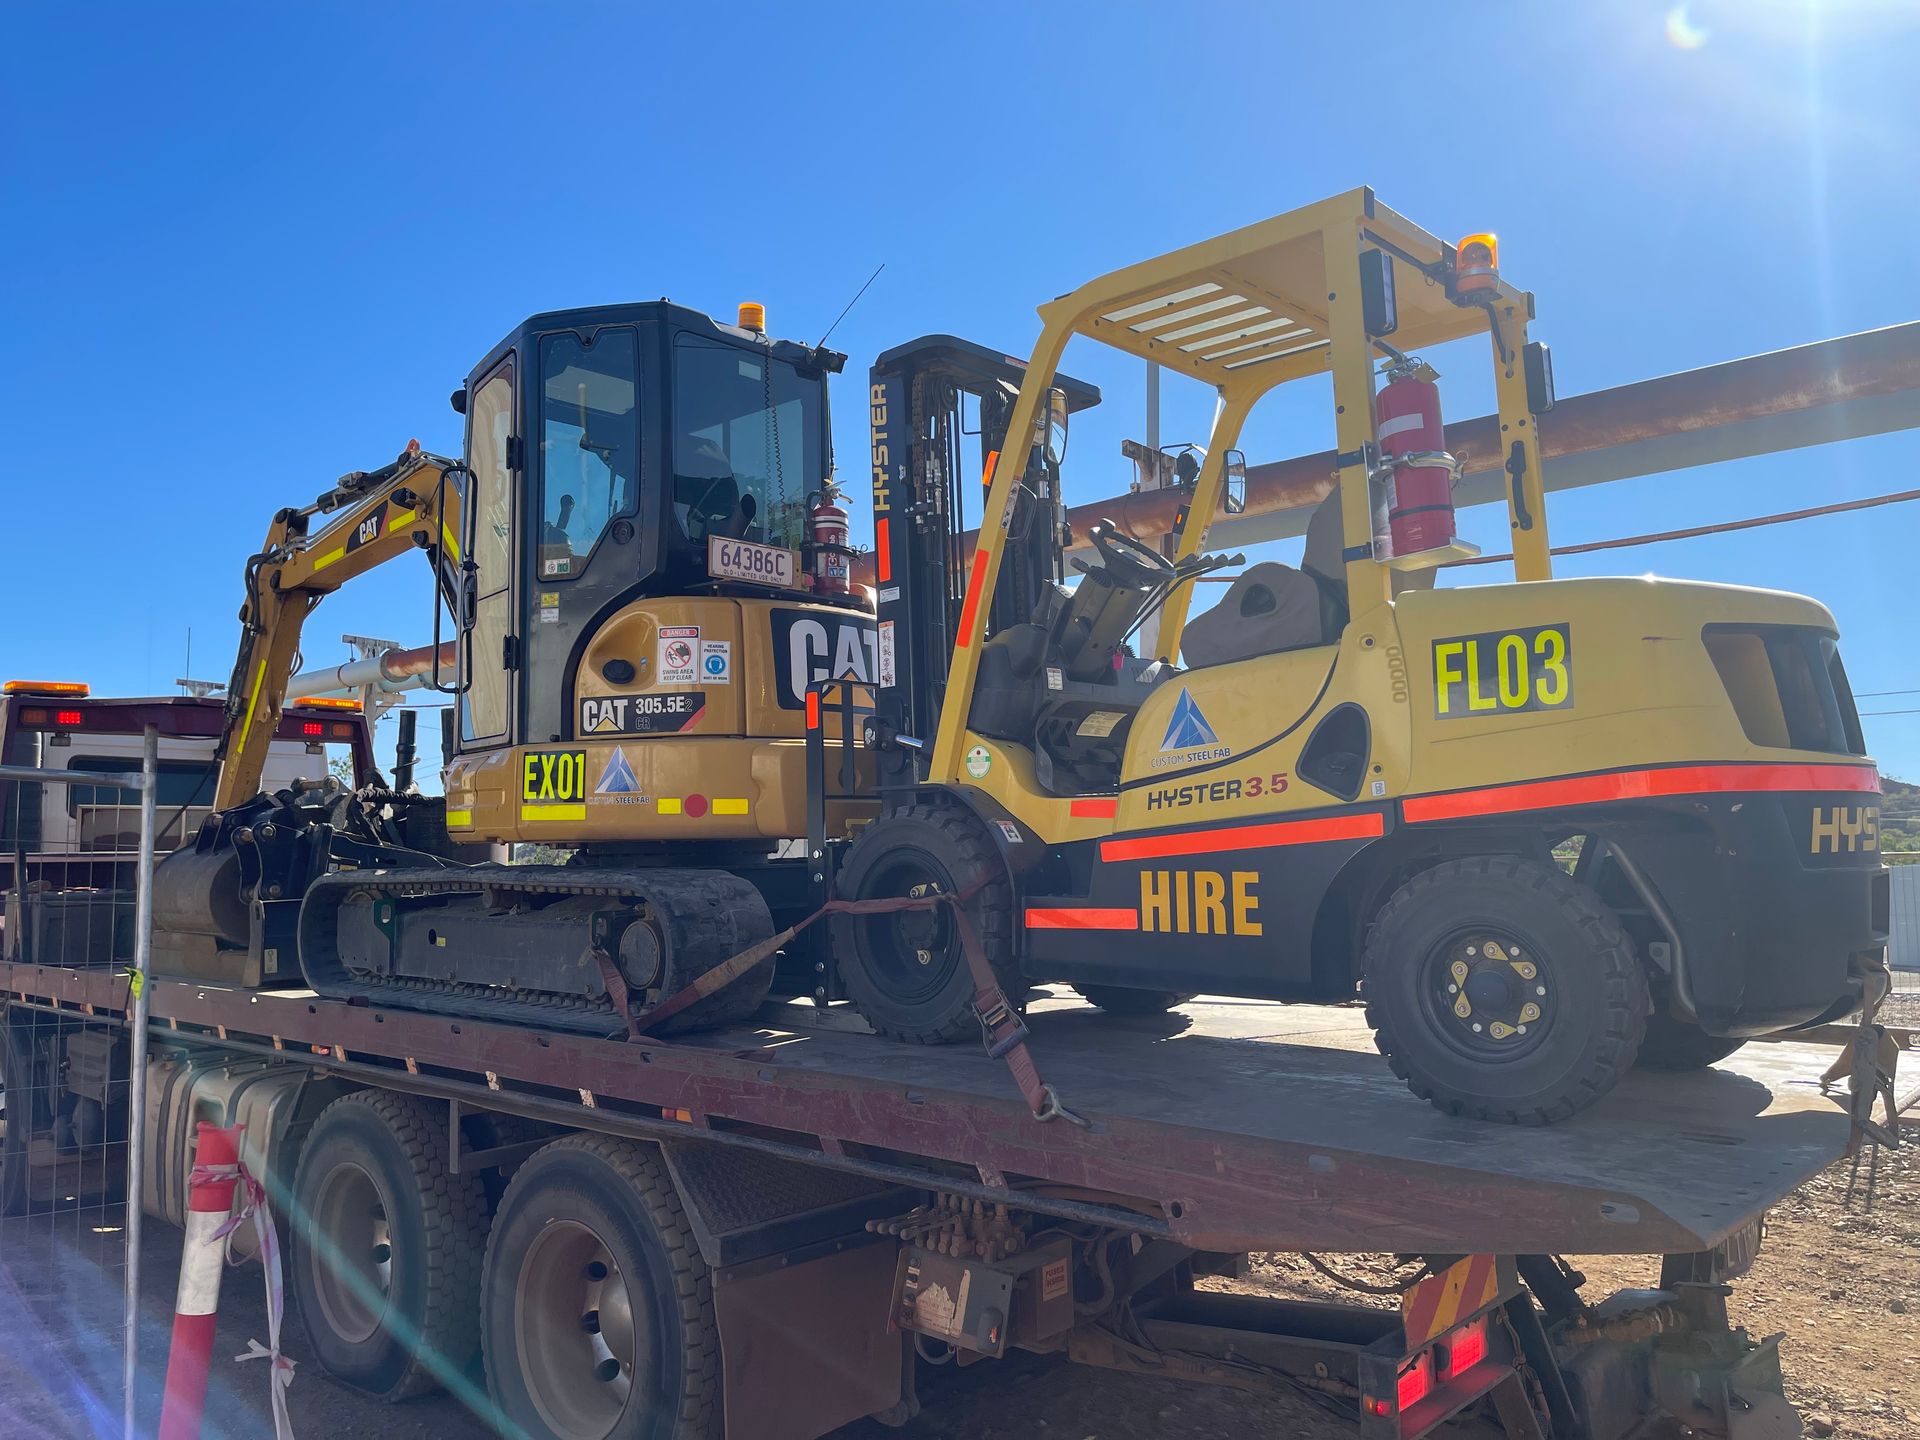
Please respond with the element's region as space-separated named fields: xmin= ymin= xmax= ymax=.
xmin=1665 ymin=3 xmax=1711 ymax=49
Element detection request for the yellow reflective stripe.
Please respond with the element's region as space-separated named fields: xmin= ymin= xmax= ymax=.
xmin=655 ymin=798 xmax=683 ymax=815
xmin=312 ymin=546 xmax=347 ymax=571
xmin=711 ymin=798 xmax=750 ymax=816
xmin=236 ymin=659 xmax=269 ymax=753
xmin=441 ymin=525 xmax=461 ymax=563
xmin=386 ymin=508 xmax=417 ymax=531
xmin=520 ymin=803 xmax=585 ymax=822
xmin=444 ymin=808 xmax=472 ymax=827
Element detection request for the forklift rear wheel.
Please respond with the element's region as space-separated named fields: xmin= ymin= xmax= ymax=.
xmin=1364 ymin=855 xmax=1648 ymax=1124
xmin=481 ymin=1135 xmax=718 ymax=1440
xmin=289 ymin=1090 xmax=488 ymax=1400
xmin=832 ymin=803 xmax=1017 ymax=1045
xmin=1635 ymin=1008 xmax=1747 ymax=1071
xmin=1072 ymin=985 xmax=1195 ymax=1016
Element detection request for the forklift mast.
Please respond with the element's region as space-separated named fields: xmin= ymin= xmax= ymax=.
xmin=866 ymin=335 xmax=1100 ymax=771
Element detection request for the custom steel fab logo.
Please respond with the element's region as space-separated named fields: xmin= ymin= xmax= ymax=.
xmin=1810 ymin=804 xmax=1878 ymax=854
xmin=1432 ymin=623 xmax=1572 ymax=719
xmin=1152 ymin=689 xmax=1232 ymax=769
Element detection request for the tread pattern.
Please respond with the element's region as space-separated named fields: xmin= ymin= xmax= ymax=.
xmin=836 ymin=802 xmax=1017 ymax=1045
xmin=305 ymin=1089 xmax=489 ymax=1400
xmin=1363 ymin=854 xmax=1649 ymax=1125
xmin=484 ymin=1134 xmax=720 ymax=1439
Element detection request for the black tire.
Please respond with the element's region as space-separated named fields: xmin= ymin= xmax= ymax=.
xmin=831 ymin=803 xmax=1016 ymax=1044
xmin=288 ymin=1090 xmax=488 ymax=1400
xmin=1363 ymin=855 xmax=1648 ymax=1124
xmin=482 ymin=1135 xmax=719 ymax=1440
xmin=1072 ymin=985 xmax=1195 ymax=1016
xmin=1635 ymin=1007 xmax=1747 ymax=1071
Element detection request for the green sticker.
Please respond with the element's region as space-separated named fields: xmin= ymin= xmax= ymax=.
xmin=964 ymin=745 xmax=992 ymax=780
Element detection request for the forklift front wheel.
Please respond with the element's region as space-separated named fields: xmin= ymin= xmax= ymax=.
xmin=1363 ymin=855 xmax=1648 ymax=1124
xmin=832 ymin=803 xmax=1018 ymax=1045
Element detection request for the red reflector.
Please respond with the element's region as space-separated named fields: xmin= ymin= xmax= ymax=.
xmin=805 ymin=691 xmax=820 ymax=731
xmin=1397 ymin=1352 xmax=1433 ymax=1411
xmin=302 ymin=721 xmax=325 ymax=737
xmin=683 ymin=794 xmax=709 ymax=819
xmin=55 ymin=710 xmax=84 ymax=727
xmin=1364 ymin=1397 xmax=1391 ymax=1418
xmin=1443 ymin=1317 xmax=1488 ymax=1377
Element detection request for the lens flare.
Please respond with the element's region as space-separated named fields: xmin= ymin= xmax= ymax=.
xmin=1665 ymin=3 xmax=1711 ymax=49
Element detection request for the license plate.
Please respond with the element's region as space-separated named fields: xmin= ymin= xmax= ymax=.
xmin=709 ymin=536 xmax=798 ymax=588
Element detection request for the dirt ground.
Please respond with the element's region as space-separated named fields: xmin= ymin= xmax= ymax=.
xmin=0 ymin=1115 xmax=1910 ymax=1439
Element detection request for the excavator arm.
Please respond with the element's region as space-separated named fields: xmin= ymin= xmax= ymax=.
xmin=214 ymin=442 xmax=464 ymax=808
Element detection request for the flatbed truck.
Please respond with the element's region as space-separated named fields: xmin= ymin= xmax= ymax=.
xmin=0 ymin=957 xmax=1902 ymax=1440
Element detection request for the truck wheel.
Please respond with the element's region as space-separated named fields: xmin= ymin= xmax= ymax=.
xmin=1363 ymin=855 xmax=1648 ymax=1124
xmin=288 ymin=1090 xmax=487 ymax=1400
xmin=1635 ymin=1008 xmax=1746 ymax=1071
xmin=1072 ymin=985 xmax=1195 ymax=1016
xmin=482 ymin=1135 xmax=718 ymax=1440
xmin=832 ymin=803 xmax=1017 ymax=1044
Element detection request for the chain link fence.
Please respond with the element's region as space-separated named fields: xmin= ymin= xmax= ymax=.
xmin=1 ymin=729 xmax=157 ymax=1439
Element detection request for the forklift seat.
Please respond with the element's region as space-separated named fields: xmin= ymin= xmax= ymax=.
xmin=1180 ymin=562 xmax=1327 ymax=667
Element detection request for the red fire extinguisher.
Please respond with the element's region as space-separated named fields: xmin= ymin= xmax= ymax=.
xmin=1374 ymin=358 xmax=1459 ymax=559
xmin=808 ymin=480 xmax=852 ymax=595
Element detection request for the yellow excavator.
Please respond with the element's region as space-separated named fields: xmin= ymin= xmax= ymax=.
xmin=154 ymin=191 xmax=1888 ymax=1123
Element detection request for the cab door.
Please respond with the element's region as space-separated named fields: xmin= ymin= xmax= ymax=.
xmin=457 ymin=356 xmax=518 ymax=753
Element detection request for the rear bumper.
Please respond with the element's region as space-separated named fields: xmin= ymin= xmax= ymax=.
xmin=1612 ymin=790 xmax=1887 ymax=1037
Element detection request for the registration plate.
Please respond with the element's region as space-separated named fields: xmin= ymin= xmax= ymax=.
xmin=709 ymin=536 xmax=798 ymax=588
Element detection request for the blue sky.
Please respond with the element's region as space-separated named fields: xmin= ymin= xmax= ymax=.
xmin=3 ymin=1 xmax=1917 ymax=781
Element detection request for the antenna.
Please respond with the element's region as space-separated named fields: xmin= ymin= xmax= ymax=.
xmin=816 ymin=263 xmax=885 ymax=350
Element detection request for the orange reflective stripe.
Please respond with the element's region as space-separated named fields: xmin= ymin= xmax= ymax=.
xmin=1102 ymin=811 xmax=1384 ymax=863
xmin=955 ymin=549 xmax=990 ymax=648
xmin=875 ymin=519 xmax=892 ymax=584
xmin=1402 ymin=762 xmax=1880 ymax=825
xmin=1070 ymin=797 xmax=1118 ymax=819
xmin=805 ymin=691 xmax=820 ymax=731
xmin=1025 ymin=907 xmax=1138 ymax=930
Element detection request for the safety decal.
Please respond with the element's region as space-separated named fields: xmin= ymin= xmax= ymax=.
xmin=580 ymin=693 xmax=706 ymax=735
xmin=700 ymin=640 xmax=732 ymax=684
xmin=1432 ymin=624 xmax=1571 ymax=719
xmin=659 ymin=626 xmax=701 ymax=684
xmin=965 ymin=745 xmax=992 ymax=779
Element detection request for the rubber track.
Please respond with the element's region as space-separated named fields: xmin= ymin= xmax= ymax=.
xmin=308 ymin=1089 xmax=489 ymax=1400
xmin=299 ymin=865 xmax=771 ymax=1036
xmin=1363 ymin=853 xmax=1649 ymax=1125
xmin=483 ymin=1135 xmax=720 ymax=1438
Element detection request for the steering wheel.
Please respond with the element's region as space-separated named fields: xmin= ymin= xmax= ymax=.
xmin=1088 ymin=520 xmax=1175 ymax=589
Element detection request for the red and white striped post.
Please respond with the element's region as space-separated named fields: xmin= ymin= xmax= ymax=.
xmin=158 ymin=1122 xmax=243 ymax=1440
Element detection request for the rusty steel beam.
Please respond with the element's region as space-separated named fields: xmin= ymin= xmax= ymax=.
xmin=851 ymin=323 xmax=1920 ymax=580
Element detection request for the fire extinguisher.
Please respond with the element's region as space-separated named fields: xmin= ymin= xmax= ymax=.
xmin=807 ymin=480 xmax=852 ymax=595
xmin=1374 ymin=358 xmax=1459 ymax=559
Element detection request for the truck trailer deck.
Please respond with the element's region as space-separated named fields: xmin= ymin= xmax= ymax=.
xmin=0 ymin=953 xmax=1899 ymax=1439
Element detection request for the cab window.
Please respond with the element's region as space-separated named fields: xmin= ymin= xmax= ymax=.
xmin=462 ymin=362 xmax=514 ymax=743
xmin=538 ymin=328 xmax=640 ymax=581
xmin=672 ymin=334 xmax=819 ymax=553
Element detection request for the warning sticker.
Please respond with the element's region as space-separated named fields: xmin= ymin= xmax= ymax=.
xmin=700 ymin=639 xmax=732 ymax=684
xmin=877 ymin=620 xmax=897 ymax=688
xmin=658 ymin=626 xmax=699 ymax=684
xmin=1076 ymin=711 xmax=1127 ymax=738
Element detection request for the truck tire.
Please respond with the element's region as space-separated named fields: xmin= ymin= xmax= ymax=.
xmin=481 ymin=1135 xmax=719 ymax=1440
xmin=831 ymin=803 xmax=1017 ymax=1044
xmin=1072 ymin=985 xmax=1195 ymax=1016
xmin=1363 ymin=855 xmax=1648 ymax=1124
xmin=288 ymin=1090 xmax=487 ymax=1400
xmin=1635 ymin=1008 xmax=1747 ymax=1071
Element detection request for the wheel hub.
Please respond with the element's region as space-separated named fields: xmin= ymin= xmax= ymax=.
xmin=1434 ymin=933 xmax=1549 ymax=1053
xmin=516 ymin=1219 xmax=644 ymax=1440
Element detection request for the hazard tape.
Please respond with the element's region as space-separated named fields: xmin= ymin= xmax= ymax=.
xmin=1401 ymin=1254 xmax=1501 ymax=1349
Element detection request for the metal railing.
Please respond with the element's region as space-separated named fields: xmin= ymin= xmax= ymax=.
xmin=0 ymin=727 xmax=156 ymax=1440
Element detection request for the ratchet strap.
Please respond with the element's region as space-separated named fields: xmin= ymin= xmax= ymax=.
xmin=599 ymin=890 xmax=1085 ymax=1126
